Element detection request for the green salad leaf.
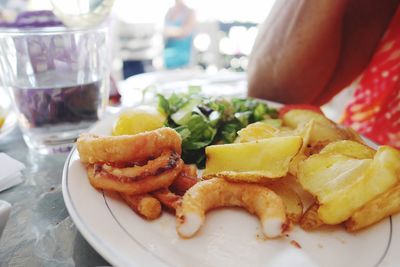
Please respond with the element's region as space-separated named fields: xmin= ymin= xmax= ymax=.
xmin=157 ymin=89 xmax=278 ymax=168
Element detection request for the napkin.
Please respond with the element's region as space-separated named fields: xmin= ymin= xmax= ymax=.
xmin=0 ymin=153 xmax=25 ymax=192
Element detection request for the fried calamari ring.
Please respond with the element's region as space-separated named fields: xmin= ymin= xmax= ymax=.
xmin=87 ymin=159 xmax=184 ymax=194
xmin=102 ymin=150 xmax=179 ymax=179
xmin=176 ymin=178 xmax=287 ymax=239
xmin=120 ymin=193 xmax=162 ymax=220
xmin=77 ymin=127 xmax=182 ymax=164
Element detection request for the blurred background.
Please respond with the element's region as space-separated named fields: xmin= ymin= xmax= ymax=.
xmin=0 ymin=0 xmax=276 ymax=80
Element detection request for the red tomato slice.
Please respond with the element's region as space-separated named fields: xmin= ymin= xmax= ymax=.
xmin=279 ymin=104 xmax=323 ymax=117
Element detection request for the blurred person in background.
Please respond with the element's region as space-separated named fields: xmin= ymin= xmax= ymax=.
xmin=248 ymin=0 xmax=400 ymax=148
xmin=163 ymin=0 xmax=196 ymax=69
xmin=117 ymin=22 xmax=160 ymax=78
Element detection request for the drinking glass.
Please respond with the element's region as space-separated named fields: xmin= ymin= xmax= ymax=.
xmin=0 ymin=25 xmax=110 ymax=154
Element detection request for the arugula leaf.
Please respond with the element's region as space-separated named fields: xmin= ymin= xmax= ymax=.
xmin=182 ymin=114 xmax=216 ymax=150
xmin=157 ymin=94 xmax=170 ymax=116
xmin=156 ymin=90 xmax=278 ymax=167
xmin=219 ymin=120 xmax=242 ymax=143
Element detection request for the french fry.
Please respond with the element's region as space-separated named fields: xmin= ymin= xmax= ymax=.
xmin=346 ymin=183 xmax=400 ymax=232
xmin=300 ymin=203 xmax=324 ymax=231
xmin=170 ymin=165 xmax=198 ymax=196
xmin=152 ymin=188 xmax=182 ymax=212
xmin=120 ymin=193 xmax=162 ymax=220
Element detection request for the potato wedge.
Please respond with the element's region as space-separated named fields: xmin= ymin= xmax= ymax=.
xmin=319 ymin=140 xmax=375 ymax=159
xmin=346 ymin=183 xmax=400 ymax=232
xmin=281 ymin=109 xmax=348 ymax=145
xmin=299 ymin=146 xmax=400 ymax=224
xmin=264 ymin=181 xmax=303 ymax=223
xmin=300 ymin=203 xmax=324 ymax=231
xmin=341 ymin=127 xmax=368 ymax=145
xmin=203 ymin=136 xmax=302 ymax=182
xmin=299 ymin=153 xmax=372 ymax=199
xmin=288 ymin=121 xmax=313 ymax=176
xmin=235 ymin=122 xmax=278 ymax=143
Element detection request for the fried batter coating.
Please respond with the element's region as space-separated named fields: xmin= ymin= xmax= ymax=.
xmin=120 ymin=193 xmax=162 ymax=220
xmin=77 ymin=127 xmax=182 ymax=164
xmin=170 ymin=164 xmax=198 ymax=196
xmin=102 ymin=150 xmax=180 ymax=179
xmin=87 ymin=159 xmax=183 ymax=194
xmin=176 ymin=178 xmax=287 ymax=238
xmin=152 ymin=188 xmax=182 ymax=212
xmin=300 ymin=203 xmax=324 ymax=231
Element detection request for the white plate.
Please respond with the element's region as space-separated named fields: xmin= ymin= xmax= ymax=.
xmin=62 ymin=114 xmax=400 ymax=267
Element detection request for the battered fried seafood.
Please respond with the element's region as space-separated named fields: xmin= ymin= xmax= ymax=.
xmin=77 ymin=127 xmax=182 ymax=164
xmin=176 ymin=178 xmax=287 ymax=238
xmin=87 ymin=160 xmax=183 ymax=194
xmin=102 ymin=150 xmax=180 ymax=179
xmin=120 ymin=193 xmax=162 ymax=220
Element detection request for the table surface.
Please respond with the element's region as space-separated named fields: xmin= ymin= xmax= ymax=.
xmin=0 ymin=127 xmax=109 ymax=267
xmin=0 ymin=71 xmax=248 ymax=267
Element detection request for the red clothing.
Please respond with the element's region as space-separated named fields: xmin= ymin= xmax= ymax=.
xmin=342 ymin=6 xmax=400 ymax=148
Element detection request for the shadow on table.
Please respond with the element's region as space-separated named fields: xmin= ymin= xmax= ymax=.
xmin=73 ymin=231 xmax=109 ymax=267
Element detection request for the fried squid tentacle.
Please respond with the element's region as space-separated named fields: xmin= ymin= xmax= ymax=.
xmin=176 ymin=178 xmax=287 ymax=239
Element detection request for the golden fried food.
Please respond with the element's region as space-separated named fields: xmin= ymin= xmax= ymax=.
xmin=176 ymin=178 xmax=287 ymax=239
xmin=120 ymin=193 xmax=162 ymax=220
xmin=299 ymin=146 xmax=400 ymax=224
xmin=299 ymin=203 xmax=324 ymax=231
xmin=152 ymin=188 xmax=182 ymax=212
xmin=235 ymin=122 xmax=278 ymax=143
xmin=77 ymin=127 xmax=182 ymax=164
xmin=287 ymin=120 xmax=313 ymax=176
xmin=102 ymin=150 xmax=179 ymax=179
xmin=169 ymin=165 xmax=198 ymax=196
xmin=319 ymin=140 xmax=375 ymax=159
xmin=87 ymin=159 xmax=184 ymax=194
xmin=203 ymin=136 xmax=302 ymax=182
xmin=341 ymin=127 xmax=368 ymax=145
xmin=264 ymin=181 xmax=303 ymax=223
xmin=281 ymin=109 xmax=349 ymax=145
xmin=346 ymin=183 xmax=400 ymax=232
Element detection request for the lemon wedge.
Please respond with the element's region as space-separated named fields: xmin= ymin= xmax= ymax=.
xmin=0 ymin=107 xmax=6 ymax=129
xmin=112 ymin=105 xmax=166 ymax=136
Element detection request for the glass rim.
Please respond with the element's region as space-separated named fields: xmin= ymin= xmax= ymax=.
xmin=0 ymin=23 xmax=108 ymax=36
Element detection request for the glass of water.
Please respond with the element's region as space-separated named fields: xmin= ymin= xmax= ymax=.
xmin=0 ymin=25 xmax=110 ymax=154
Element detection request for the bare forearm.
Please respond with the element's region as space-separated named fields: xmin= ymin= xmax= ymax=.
xmin=247 ymin=0 xmax=349 ymax=104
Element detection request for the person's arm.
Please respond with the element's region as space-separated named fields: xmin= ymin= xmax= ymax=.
xmin=247 ymin=0 xmax=399 ymax=105
xmin=164 ymin=9 xmax=196 ymax=39
xmin=247 ymin=0 xmax=348 ymax=104
xmin=312 ymin=0 xmax=400 ymax=105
